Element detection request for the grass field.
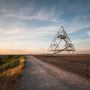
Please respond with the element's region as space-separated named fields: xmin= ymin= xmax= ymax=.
xmin=0 ymin=55 xmax=25 ymax=90
xmin=35 ymin=54 xmax=90 ymax=79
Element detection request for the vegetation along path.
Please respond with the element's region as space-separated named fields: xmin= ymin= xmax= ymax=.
xmin=20 ymin=56 xmax=90 ymax=90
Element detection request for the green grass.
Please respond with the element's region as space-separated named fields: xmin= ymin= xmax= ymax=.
xmin=0 ymin=59 xmax=19 ymax=73
xmin=0 ymin=55 xmax=23 ymax=74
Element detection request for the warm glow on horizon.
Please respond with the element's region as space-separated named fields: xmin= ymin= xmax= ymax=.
xmin=0 ymin=0 xmax=90 ymax=54
xmin=0 ymin=48 xmax=90 ymax=55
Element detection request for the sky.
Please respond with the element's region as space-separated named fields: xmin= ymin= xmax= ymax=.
xmin=0 ymin=0 xmax=90 ymax=54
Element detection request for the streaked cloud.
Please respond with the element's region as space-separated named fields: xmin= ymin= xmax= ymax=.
xmin=1 ymin=6 xmax=59 ymax=22
xmin=0 ymin=0 xmax=90 ymax=54
xmin=87 ymin=31 xmax=90 ymax=37
xmin=63 ymin=15 xmax=90 ymax=34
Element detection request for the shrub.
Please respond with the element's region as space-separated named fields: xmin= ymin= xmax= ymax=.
xmin=0 ymin=59 xmax=20 ymax=73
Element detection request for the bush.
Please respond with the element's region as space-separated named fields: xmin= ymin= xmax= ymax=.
xmin=0 ymin=59 xmax=20 ymax=73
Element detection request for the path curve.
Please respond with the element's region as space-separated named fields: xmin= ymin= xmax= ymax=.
xmin=20 ymin=56 xmax=90 ymax=90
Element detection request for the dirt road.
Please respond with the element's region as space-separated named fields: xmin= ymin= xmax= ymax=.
xmin=20 ymin=56 xmax=90 ymax=90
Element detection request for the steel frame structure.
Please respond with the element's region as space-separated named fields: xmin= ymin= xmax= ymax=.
xmin=48 ymin=25 xmax=75 ymax=54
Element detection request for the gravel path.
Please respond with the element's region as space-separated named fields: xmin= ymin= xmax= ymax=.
xmin=20 ymin=56 xmax=90 ymax=90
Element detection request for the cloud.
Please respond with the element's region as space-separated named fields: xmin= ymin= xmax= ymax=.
xmin=0 ymin=48 xmax=48 ymax=54
xmin=0 ymin=24 xmax=90 ymax=51
xmin=87 ymin=31 xmax=90 ymax=37
xmin=2 ymin=5 xmax=90 ymax=34
xmin=0 ymin=1 xmax=90 ymax=54
xmin=1 ymin=7 xmax=59 ymax=22
xmin=0 ymin=25 xmax=55 ymax=49
xmin=76 ymin=49 xmax=90 ymax=54
xmin=0 ymin=24 xmax=59 ymax=40
xmin=73 ymin=38 xmax=90 ymax=44
xmin=62 ymin=15 xmax=90 ymax=34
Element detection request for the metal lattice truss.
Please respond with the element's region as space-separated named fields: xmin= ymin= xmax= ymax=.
xmin=48 ymin=25 xmax=75 ymax=54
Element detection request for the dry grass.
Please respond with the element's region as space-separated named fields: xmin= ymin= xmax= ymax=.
xmin=0 ymin=57 xmax=25 ymax=90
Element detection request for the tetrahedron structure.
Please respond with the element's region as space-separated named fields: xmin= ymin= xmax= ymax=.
xmin=48 ymin=25 xmax=75 ymax=54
